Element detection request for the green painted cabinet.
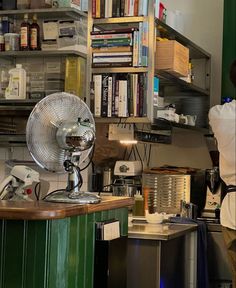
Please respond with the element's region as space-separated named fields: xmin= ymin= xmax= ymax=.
xmin=0 ymin=208 xmax=128 ymax=288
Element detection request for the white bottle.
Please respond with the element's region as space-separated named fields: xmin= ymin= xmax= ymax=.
xmin=5 ymin=64 xmax=26 ymax=99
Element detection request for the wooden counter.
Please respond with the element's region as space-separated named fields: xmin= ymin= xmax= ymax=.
xmin=0 ymin=196 xmax=133 ymax=220
xmin=0 ymin=196 xmax=133 ymax=288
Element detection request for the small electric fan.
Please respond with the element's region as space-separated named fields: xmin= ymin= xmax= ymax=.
xmin=26 ymin=92 xmax=100 ymax=204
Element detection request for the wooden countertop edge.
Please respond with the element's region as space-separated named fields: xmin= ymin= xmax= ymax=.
xmin=0 ymin=196 xmax=134 ymax=220
xmin=0 ymin=196 xmax=133 ymax=220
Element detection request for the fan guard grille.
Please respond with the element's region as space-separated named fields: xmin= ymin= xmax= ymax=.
xmin=26 ymin=92 xmax=95 ymax=173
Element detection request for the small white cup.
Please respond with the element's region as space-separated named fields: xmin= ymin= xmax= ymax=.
xmin=186 ymin=115 xmax=197 ymax=126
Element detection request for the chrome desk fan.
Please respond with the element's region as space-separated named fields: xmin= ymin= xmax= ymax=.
xmin=26 ymin=92 xmax=101 ymax=204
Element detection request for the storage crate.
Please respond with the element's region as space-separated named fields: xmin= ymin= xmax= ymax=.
xmin=155 ymin=40 xmax=189 ymax=77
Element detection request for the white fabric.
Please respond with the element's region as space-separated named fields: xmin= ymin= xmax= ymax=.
xmin=209 ymin=100 xmax=236 ymax=230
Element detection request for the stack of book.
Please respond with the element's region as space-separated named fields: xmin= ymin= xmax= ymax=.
xmin=92 ymin=0 xmax=149 ymax=18
xmin=91 ymin=25 xmax=148 ymax=67
xmin=93 ymin=73 xmax=147 ymax=118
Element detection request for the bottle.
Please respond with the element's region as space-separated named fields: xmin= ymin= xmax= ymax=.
xmin=5 ymin=64 xmax=27 ymax=99
xmin=20 ymin=14 xmax=30 ymax=51
xmin=30 ymin=14 xmax=40 ymax=50
xmin=0 ymin=17 xmax=4 ymax=52
xmin=132 ymin=191 xmax=145 ymax=217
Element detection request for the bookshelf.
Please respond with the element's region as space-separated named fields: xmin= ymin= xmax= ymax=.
xmin=87 ymin=0 xmax=155 ymax=123
xmin=87 ymin=0 xmax=211 ymax=129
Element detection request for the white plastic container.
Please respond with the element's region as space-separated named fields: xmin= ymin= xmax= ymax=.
xmin=5 ymin=64 xmax=26 ymax=99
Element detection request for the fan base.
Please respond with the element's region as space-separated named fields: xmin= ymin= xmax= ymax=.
xmin=44 ymin=190 xmax=101 ymax=204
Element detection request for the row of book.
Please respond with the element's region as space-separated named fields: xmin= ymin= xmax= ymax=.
xmin=91 ymin=24 xmax=148 ymax=67
xmin=93 ymin=73 xmax=147 ymax=118
xmin=92 ymin=0 xmax=149 ymax=18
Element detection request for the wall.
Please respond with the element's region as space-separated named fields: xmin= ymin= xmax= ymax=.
xmin=0 ymin=147 xmax=89 ymax=197
xmin=162 ymin=0 xmax=224 ymax=106
xmin=147 ymin=0 xmax=224 ymax=169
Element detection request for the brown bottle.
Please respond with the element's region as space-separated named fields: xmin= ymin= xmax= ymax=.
xmin=20 ymin=14 xmax=30 ymax=51
xmin=30 ymin=14 xmax=40 ymax=50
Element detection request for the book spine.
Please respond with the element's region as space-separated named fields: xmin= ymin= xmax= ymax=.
xmin=120 ymin=0 xmax=125 ymax=16
xmin=96 ymin=0 xmax=101 ymax=18
xmin=93 ymin=74 xmax=102 ymax=117
xmin=107 ymin=76 xmax=113 ymax=117
xmin=92 ymin=0 xmax=96 ymax=18
xmin=93 ymin=57 xmax=132 ymax=63
xmin=132 ymin=30 xmax=139 ymax=67
xmin=142 ymin=73 xmax=148 ymax=116
xmin=91 ymin=42 xmax=132 ymax=48
xmin=93 ymin=51 xmax=132 ymax=57
xmin=91 ymin=27 xmax=136 ymax=35
xmin=118 ymin=79 xmax=128 ymax=117
xmin=101 ymin=74 xmax=109 ymax=117
xmin=92 ymin=46 xmax=132 ymax=52
xmin=92 ymin=37 xmax=132 ymax=44
xmin=112 ymin=74 xmax=117 ymax=116
xmin=100 ymin=0 xmax=105 ymax=18
xmin=142 ymin=21 xmax=148 ymax=66
xmin=114 ymin=76 xmax=119 ymax=116
xmin=133 ymin=0 xmax=139 ymax=16
xmin=92 ymin=62 xmax=132 ymax=68
xmin=91 ymin=33 xmax=132 ymax=39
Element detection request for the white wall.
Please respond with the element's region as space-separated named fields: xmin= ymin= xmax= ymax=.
xmin=145 ymin=0 xmax=224 ymax=169
xmin=161 ymin=0 xmax=224 ymax=106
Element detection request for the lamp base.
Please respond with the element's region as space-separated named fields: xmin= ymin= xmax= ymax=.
xmin=44 ymin=190 xmax=101 ymax=204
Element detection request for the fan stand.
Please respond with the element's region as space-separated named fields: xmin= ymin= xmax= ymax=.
xmin=44 ymin=161 xmax=101 ymax=204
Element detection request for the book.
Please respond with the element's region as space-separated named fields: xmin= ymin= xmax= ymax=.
xmin=93 ymin=51 xmax=132 ymax=57
xmin=95 ymin=0 xmax=100 ymax=18
xmin=118 ymin=79 xmax=128 ymax=117
xmin=91 ymin=27 xmax=138 ymax=35
xmin=92 ymin=46 xmax=132 ymax=53
xmin=112 ymin=0 xmax=121 ymax=17
xmin=91 ymin=33 xmax=132 ymax=39
xmin=101 ymin=74 xmax=109 ymax=117
xmin=107 ymin=76 xmax=113 ymax=117
xmin=93 ymin=74 xmax=102 ymax=117
xmin=92 ymin=62 xmax=132 ymax=67
xmin=93 ymin=57 xmax=132 ymax=63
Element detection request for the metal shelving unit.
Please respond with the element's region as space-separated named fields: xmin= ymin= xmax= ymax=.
xmin=0 ymin=50 xmax=87 ymax=59
xmin=0 ymin=8 xmax=88 ymax=146
xmin=0 ymin=7 xmax=87 ymax=20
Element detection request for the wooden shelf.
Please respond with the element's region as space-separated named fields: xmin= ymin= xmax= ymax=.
xmin=93 ymin=16 xmax=147 ymax=24
xmin=92 ymin=67 xmax=148 ymax=73
xmin=95 ymin=117 xmax=150 ymax=124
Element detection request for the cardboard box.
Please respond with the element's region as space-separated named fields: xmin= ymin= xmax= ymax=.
xmin=155 ymin=40 xmax=189 ymax=77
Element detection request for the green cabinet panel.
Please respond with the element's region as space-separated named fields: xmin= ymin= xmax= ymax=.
xmin=0 ymin=208 xmax=128 ymax=288
xmin=222 ymin=0 xmax=236 ymax=100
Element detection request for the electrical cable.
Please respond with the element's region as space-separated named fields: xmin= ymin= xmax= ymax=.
xmin=34 ymin=182 xmax=41 ymax=201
